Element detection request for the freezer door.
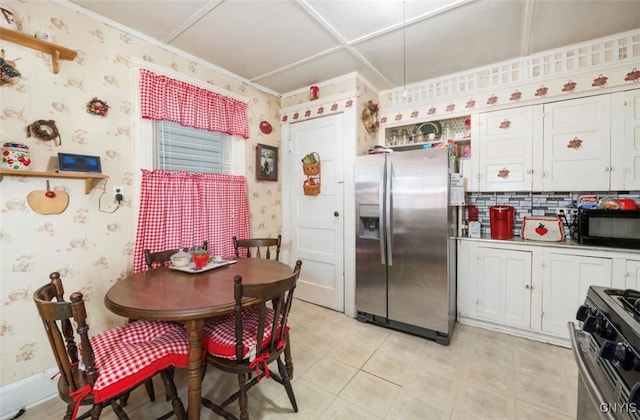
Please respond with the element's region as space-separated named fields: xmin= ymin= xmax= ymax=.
xmin=355 ymin=153 xmax=387 ymax=318
xmin=387 ymin=148 xmax=451 ymax=332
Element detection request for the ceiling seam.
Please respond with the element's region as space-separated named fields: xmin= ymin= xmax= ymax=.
xmin=253 ymin=0 xmax=392 ymax=87
xmin=163 ymin=0 xmax=225 ymax=43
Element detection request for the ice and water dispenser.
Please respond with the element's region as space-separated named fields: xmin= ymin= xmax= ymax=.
xmin=358 ymin=205 xmax=380 ymax=239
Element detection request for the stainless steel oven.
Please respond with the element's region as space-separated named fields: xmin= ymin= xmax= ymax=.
xmin=570 ymin=287 xmax=640 ymax=419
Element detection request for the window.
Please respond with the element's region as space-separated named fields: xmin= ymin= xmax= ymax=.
xmin=153 ymin=120 xmax=233 ymax=174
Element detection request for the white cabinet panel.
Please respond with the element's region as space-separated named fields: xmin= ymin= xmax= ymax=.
xmin=619 ymin=258 xmax=640 ymax=290
xmin=611 ymin=90 xmax=640 ymax=190
xmin=457 ymin=240 xmax=474 ymax=317
xmin=472 ymin=246 xmax=532 ymax=329
xmin=540 ymin=253 xmax=612 ymax=337
xmin=542 ymin=95 xmax=611 ymax=191
xmin=473 ymin=106 xmax=541 ymax=191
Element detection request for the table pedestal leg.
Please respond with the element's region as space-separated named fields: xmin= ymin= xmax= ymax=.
xmin=186 ymin=319 xmax=204 ymax=420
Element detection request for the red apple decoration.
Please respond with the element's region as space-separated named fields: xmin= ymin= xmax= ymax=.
xmin=45 ymin=180 xmax=56 ymax=198
xmin=192 ymin=252 xmax=209 ymax=269
xmin=535 ymin=223 xmax=548 ymax=236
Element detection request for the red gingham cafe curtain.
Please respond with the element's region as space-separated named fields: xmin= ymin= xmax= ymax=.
xmin=139 ymin=68 xmax=249 ymax=139
xmin=132 ymin=171 xmax=250 ymax=273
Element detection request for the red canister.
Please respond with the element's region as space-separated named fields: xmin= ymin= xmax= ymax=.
xmin=467 ymin=205 xmax=479 ymax=222
xmin=490 ymin=206 xmax=514 ymax=240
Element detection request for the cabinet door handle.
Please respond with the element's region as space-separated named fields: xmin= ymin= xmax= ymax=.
xmin=525 ymin=284 xmax=534 ymax=290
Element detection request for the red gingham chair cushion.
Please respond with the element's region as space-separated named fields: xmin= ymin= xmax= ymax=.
xmin=80 ymin=320 xmax=189 ymax=403
xmin=203 ymin=306 xmax=281 ymax=360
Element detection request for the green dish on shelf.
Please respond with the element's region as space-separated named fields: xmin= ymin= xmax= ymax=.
xmin=413 ymin=121 xmax=442 ymax=140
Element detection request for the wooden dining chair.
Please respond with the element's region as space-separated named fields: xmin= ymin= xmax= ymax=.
xmin=33 ymin=272 xmax=189 ymax=420
xmin=201 ymin=260 xmax=303 ymax=420
xmin=144 ymin=240 xmax=208 ymax=269
xmin=233 ymin=235 xmax=281 ymax=261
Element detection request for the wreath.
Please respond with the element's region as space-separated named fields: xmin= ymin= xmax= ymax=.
xmin=26 ymin=120 xmax=61 ymax=145
xmin=361 ymin=100 xmax=380 ymax=134
xmin=86 ymin=97 xmax=110 ymax=117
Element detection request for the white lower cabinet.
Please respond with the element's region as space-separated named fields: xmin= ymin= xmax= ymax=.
xmin=457 ymin=239 xmax=625 ymax=345
xmin=473 ymin=246 xmax=532 ymax=329
xmin=538 ymin=252 xmax=612 ymax=337
xmin=613 ymin=257 xmax=640 ymax=290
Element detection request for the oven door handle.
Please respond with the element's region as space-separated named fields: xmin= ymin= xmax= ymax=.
xmin=568 ymin=321 xmax=616 ymax=420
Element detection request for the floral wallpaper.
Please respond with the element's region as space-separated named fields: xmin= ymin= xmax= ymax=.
xmin=0 ymin=0 xmax=282 ymax=389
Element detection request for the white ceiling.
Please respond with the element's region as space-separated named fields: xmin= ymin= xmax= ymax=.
xmin=66 ymin=0 xmax=640 ymax=96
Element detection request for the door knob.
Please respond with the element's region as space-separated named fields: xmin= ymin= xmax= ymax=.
xmin=334 ymin=211 xmax=339 ymax=217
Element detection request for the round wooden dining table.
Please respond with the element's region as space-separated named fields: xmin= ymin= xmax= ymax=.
xmin=104 ymin=258 xmax=296 ymax=420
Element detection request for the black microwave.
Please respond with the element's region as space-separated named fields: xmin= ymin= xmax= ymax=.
xmin=577 ymin=209 xmax=640 ymax=249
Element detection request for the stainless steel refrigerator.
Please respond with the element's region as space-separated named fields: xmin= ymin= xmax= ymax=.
xmin=355 ymin=147 xmax=457 ymax=345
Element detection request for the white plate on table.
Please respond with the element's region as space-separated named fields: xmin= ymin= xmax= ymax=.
xmin=169 ymin=259 xmax=237 ymax=273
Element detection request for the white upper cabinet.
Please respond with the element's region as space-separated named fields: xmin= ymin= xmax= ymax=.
xmin=541 ymin=95 xmax=611 ymax=191
xmin=468 ymin=89 xmax=640 ymax=192
xmin=611 ymin=90 xmax=640 ymax=190
xmin=470 ymin=106 xmax=541 ymax=191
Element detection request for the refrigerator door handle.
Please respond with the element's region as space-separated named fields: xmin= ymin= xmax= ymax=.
xmin=385 ymin=158 xmax=393 ymax=266
xmin=379 ymin=162 xmax=386 ymax=265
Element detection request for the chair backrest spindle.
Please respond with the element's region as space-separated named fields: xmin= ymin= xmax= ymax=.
xmin=233 ymin=235 xmax=281 ymax=261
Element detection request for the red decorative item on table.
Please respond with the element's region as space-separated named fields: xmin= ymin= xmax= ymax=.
xmin=192 ymin=251 xmax=210 ymax=269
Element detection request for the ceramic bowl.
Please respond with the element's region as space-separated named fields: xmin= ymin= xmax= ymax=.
xmin=170 ymin=251 xmax=191 ymax=267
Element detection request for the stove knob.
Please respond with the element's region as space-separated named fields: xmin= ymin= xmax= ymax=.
xmin=576 ymin=305 xmax=591 ymax=321
xmin=600 ymin=342 xmax=634 ymax=370
xmin=600 ymin=320 xmax=618 ymax=341
xmin=583 ymin=315 xmax=600 ymax=333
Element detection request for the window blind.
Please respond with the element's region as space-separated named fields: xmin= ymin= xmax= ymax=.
xmin=153 ymin=120 xmax=232 ymax=174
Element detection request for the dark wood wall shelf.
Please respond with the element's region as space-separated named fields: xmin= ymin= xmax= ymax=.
xmin=0 ymin=170 xmax=107 ymax=194
xmin=0 ymin=27 xmax=77 ymax=74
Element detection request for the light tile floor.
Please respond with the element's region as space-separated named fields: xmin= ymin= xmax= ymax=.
xmin=23 ymin=299 xmax=577 ymax=419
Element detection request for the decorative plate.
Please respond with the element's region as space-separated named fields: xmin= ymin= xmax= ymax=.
xmin=259 ymin=121 xmax=273 ymax=134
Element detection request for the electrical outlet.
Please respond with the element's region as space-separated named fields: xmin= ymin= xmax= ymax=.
xmin=555 ymin=208 xmax=578 ymax=217
xmin=113 ymin=186 xmax=124 ymax=202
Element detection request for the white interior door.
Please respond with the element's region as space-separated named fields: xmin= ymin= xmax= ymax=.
xmin=288 ymin=114 xmax=344 ymax=312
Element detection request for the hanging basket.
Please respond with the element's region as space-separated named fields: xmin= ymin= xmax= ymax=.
xmin=302 ymin=152 xmax=320 ymax=175
xmin=303 ymin=162 xmax=320 ymax=175
xmin=302 ymin=152 xmax=320 ymax=195
xmin=303 ymin=182 xmax=320 ymax=196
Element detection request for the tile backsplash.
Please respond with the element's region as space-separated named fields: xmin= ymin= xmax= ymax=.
xmin=466 ymin=191 xmax=640 ymax=239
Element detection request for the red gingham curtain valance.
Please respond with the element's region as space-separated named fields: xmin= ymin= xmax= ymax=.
xmin=132 ymin=170 xmax=251 ymax=273
xmin=139 ymin=68 xmax=249 ymax=139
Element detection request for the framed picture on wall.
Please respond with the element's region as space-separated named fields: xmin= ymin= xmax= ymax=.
xmin=256 ymin=143 xmax=278 ymax=182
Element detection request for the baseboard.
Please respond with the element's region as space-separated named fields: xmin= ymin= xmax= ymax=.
xmin=0 ymin=368 xmax=58 ymax=420
xmin=458 ymin=316 xmax=571 ymax=348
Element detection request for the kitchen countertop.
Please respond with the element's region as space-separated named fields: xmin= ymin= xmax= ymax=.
xmin=456 ymin=235 xmax=640 ymax=255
